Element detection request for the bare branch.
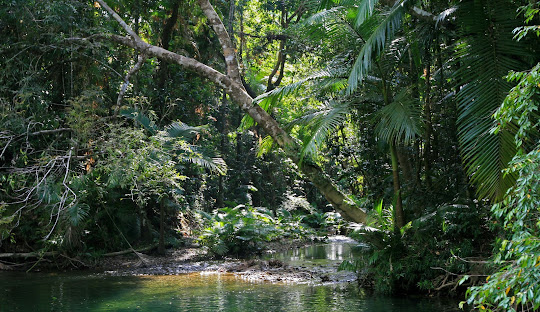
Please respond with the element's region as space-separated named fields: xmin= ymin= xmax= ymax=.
xmin=431 ymin=266 xmax=488 ymax=277
xmin=114 ymin=54 xmax=147 ymax=116
xmin=27 ymin=128 xmax=73 ymax=137
xmin=0 ymin=137 xmax=13 ymax=159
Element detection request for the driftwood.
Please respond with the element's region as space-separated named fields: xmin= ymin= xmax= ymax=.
xmin=0 ymin=251 xmax=58 ymax=259
xmin=102 ymin=245 xmax=156 ymax=257
xmin=0 ymin=244 xmax=156 ymax=260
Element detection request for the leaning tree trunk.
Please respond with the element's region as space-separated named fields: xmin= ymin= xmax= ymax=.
xmin=94 ymin=0 xmax=367 ymax=223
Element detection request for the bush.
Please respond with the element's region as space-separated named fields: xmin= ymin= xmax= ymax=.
xmin=339 ymin=199 xmax=493 ymax=294
xmin=196 ymin=205 xmax=314 ymax=257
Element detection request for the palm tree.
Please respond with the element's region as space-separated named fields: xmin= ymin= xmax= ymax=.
xmin=259 ymin=1 xmax=424 ymax=229
xmin=264 ymin=0 xmax=531 ymax=207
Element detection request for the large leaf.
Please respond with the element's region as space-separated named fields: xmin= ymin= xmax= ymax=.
xmin=454 ymin=0 xmax=530 ymax=200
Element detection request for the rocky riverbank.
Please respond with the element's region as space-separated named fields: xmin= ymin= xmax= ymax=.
xmin=100 ymin=236 xmax=358 ymax=284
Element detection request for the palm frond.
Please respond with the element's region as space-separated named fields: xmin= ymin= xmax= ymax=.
xmin=435 ymin=6 xmax=457 ymax=28
xmin=374 ymin=89 xmax=422 ymax=145
xmin=355 ymin=0 xmax=380 ymax=27
xmin=347 ymin=0 xmax=409 ymax=94
xmin=120 ymin=107 xmax=158 ymax=135
xmin=256 ymin=135 xmax=275 ymax=158
xmin=165 ymin=121 xmax=207 ymax=140
xmin=454 ymin=0 xmax=531 ymax=200
xmin=262 ymin=68 xmax=348 ymax=102
xmin=66 ymin=202 xmax=89 ymax=227
xmin=303 ymin=5 xmax=348 ymax=27
xmin=291 ymin=100 xmax=350 ymax=158
xmin=179 ymin=148 xmax=227 ymax=175
xmin=240 ymin=68 xmax=348 ymax=130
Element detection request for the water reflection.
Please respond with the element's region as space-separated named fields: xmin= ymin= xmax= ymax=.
xmin=263 ymin=238 xmax=356 ymax=267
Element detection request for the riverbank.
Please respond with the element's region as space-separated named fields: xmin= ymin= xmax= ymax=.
xmin=1 ymin=236 xmax=357 ymax=285
xmin=99 ymin=236 xmax=357 ymax=284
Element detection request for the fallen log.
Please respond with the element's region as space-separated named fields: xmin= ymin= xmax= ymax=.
xmin=0 ymin=244 xmax=156 ymax=259
xmin=102 ymin=245 xmax=156 ymax=257
xmin=0 ymin=251 xmax=57 ymax=259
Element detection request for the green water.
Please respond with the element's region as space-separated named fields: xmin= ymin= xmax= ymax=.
xmin=0 ymin=272 xmax=458 ymax=312
xmin=0 ymin=239 xmax=460 ymax=311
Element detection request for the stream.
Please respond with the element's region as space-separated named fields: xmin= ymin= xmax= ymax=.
xmin=0 ymin=237 xmax=460 ymax=311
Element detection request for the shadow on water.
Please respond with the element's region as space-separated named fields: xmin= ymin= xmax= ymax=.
xmin=0 ymin=238 xmax=460 ymax=311
xmin=0 ymin=271 xmax=143 ymax=311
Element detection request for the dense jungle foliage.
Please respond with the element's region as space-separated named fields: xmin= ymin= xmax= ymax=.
xmin=0 ymin=0 xmax=539 ymax=310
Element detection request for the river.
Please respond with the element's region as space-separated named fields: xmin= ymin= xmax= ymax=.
xmin=0 ymin=237 xmax=459 ymax=311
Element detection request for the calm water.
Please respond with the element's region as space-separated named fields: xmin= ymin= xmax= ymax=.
xmin=0 ymin=239 xmax=460 ymax=311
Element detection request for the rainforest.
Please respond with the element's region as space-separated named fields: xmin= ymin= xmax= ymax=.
xmin=0 ymin=0 xmax=539 ymax=311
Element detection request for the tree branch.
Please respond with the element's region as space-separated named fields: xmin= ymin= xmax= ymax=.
xmin=95 ymin=0 xmax=141 ymax=40
xmin=197 ymin=0 xmax=243 ymax=86
xmin=26 ymin=128 xmax=73 ymax=137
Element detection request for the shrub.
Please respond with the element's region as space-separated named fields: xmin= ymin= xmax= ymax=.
xmin=197 ymin=205 xmax=314 ymax=257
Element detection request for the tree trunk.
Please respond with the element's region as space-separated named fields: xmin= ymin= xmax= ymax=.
xmin=157 ymin=0 xmax=180 ymax=91
xmin=390 ymin=144 xmax=405 ymax=229
xmin=158 ymin=199 xmax=165 ymax=255
xmin=95 ymin=0 xmax=368 ymax=224
xmin=216 ymin=90 xmax=228 ymax=208
xmin=424 ymin=55 xmax=433 ymax=189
